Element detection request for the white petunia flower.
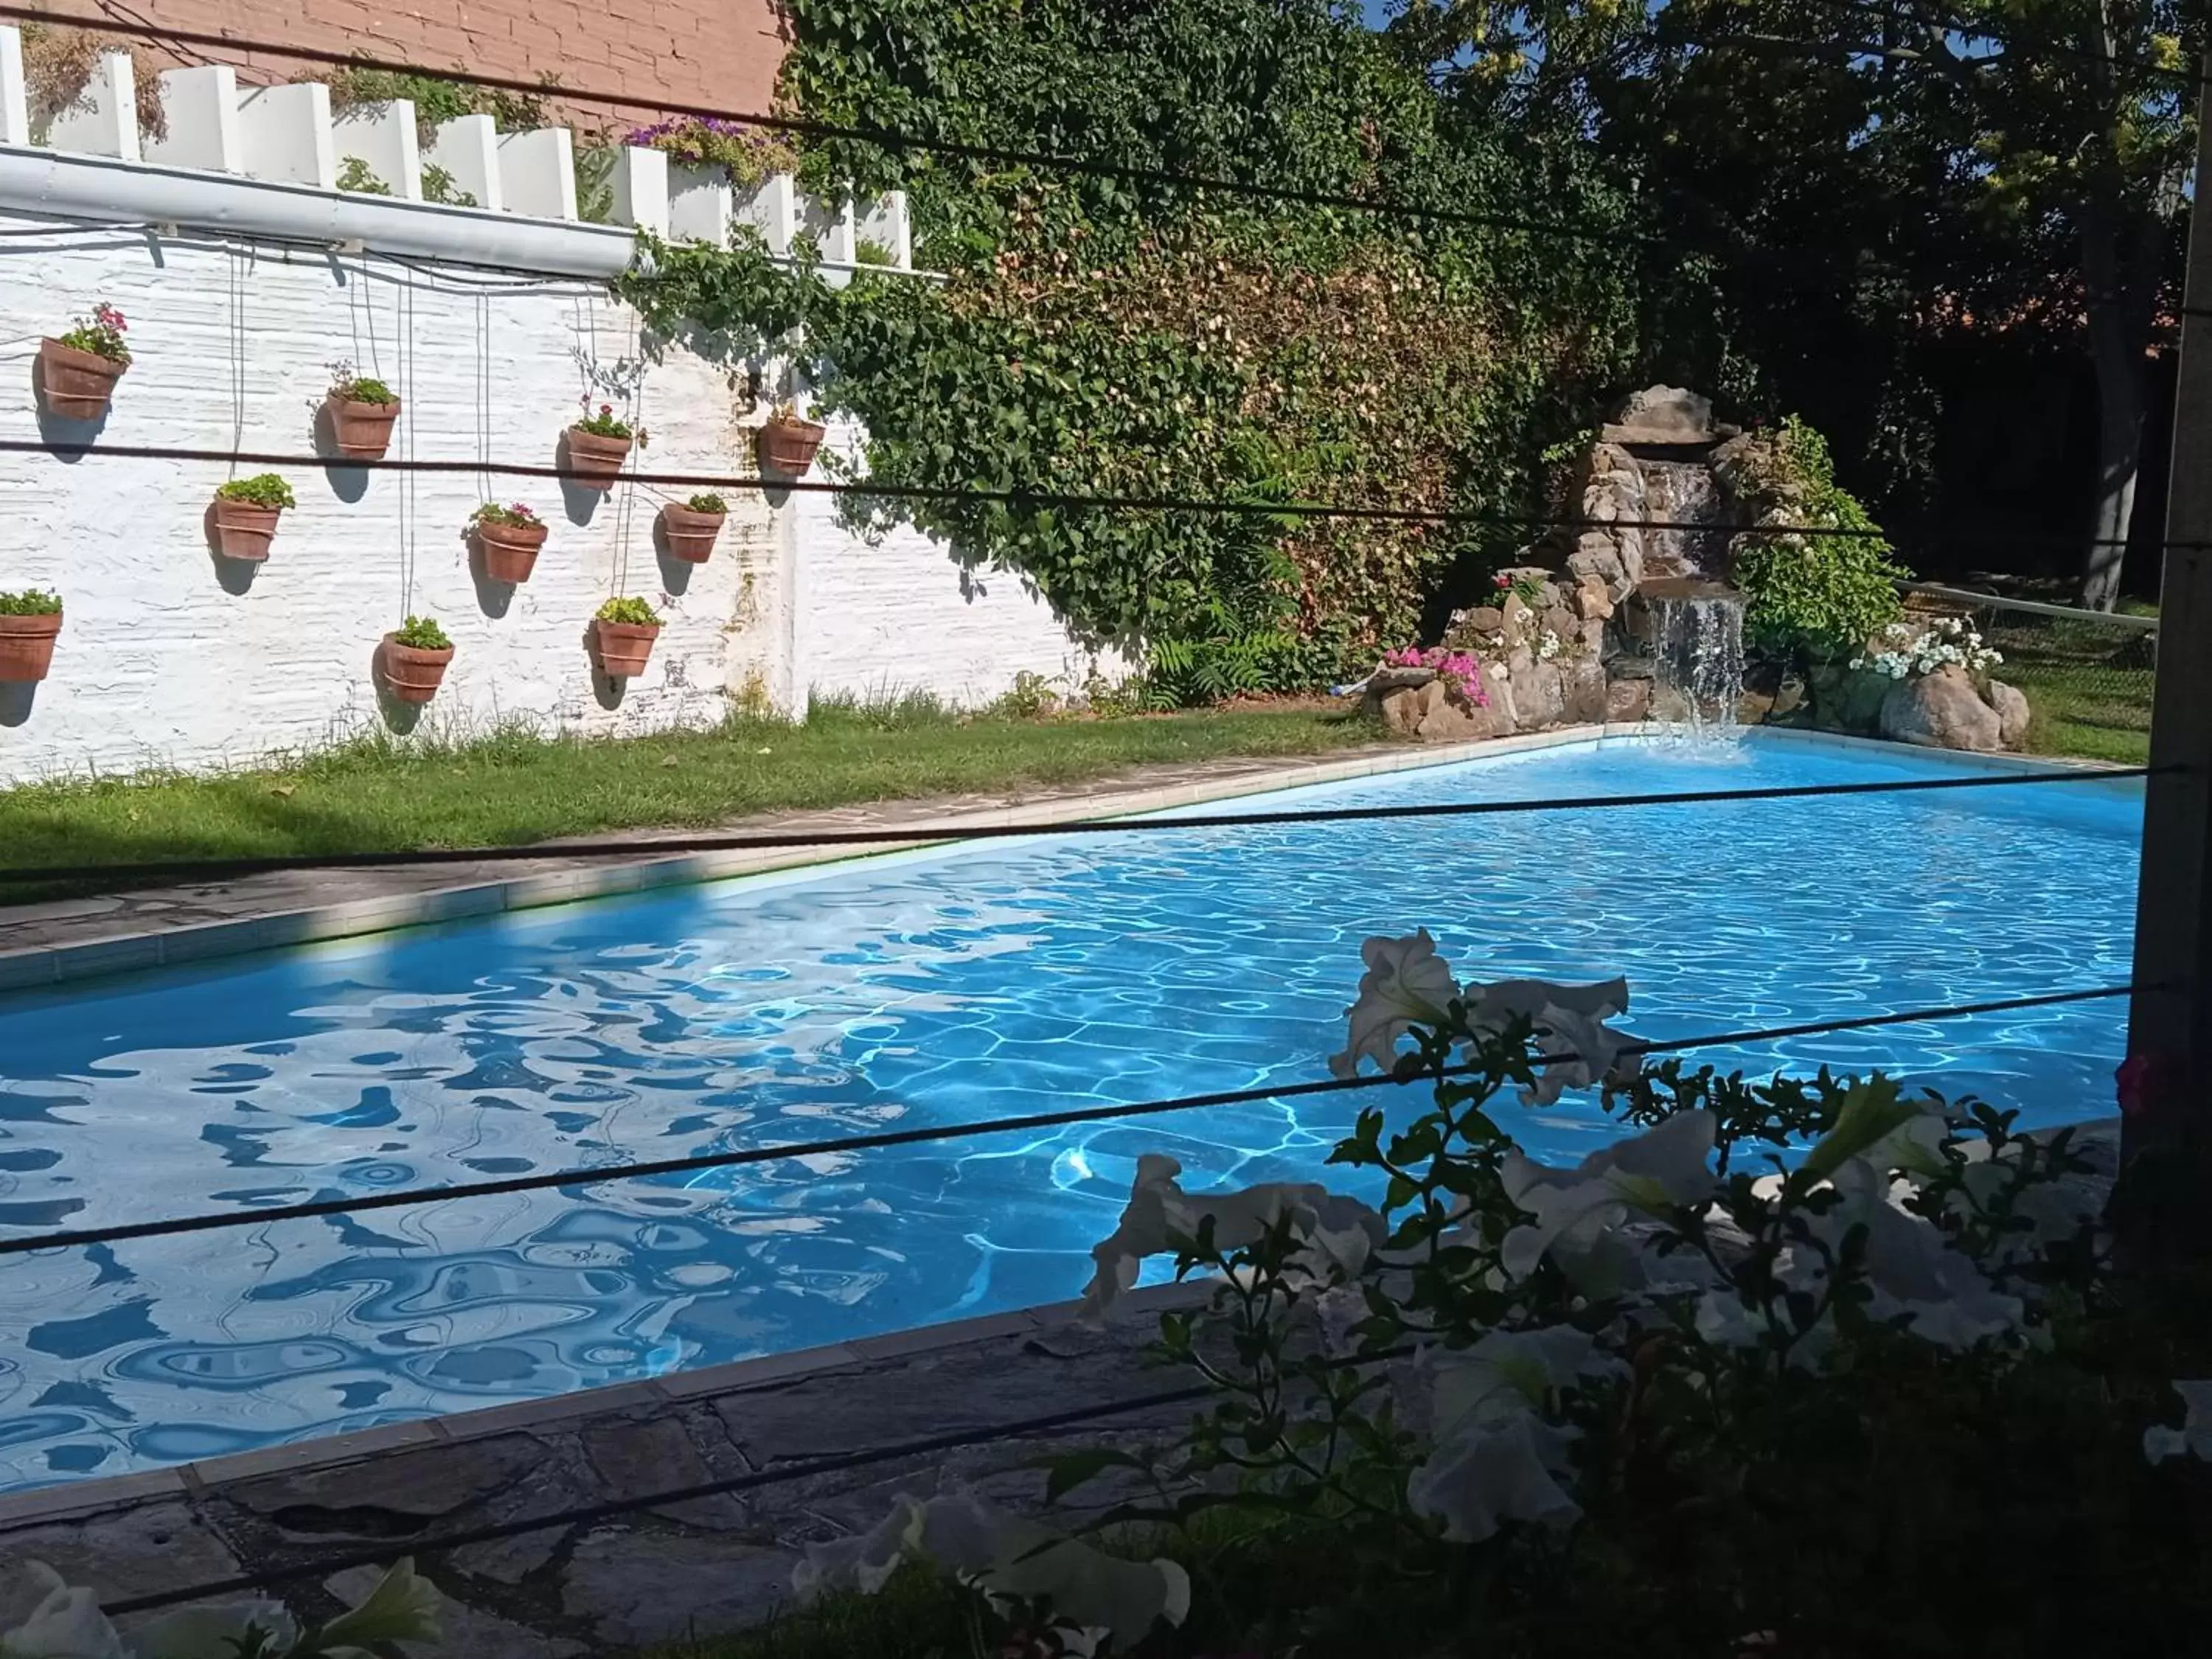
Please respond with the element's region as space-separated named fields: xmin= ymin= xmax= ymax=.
xmin=0 ymin=1565 xmax=125 ymax=1659
xmin=132 ymin=1604 xmax=301 ymax=1659
xmin=315 ymin=1559 xmax=442 ymax=1655
xmin=1407 ymin=1408 xmax=1582 ymax=1543
xmin=1461 ymin=974 xmax=1635 ymax=1106
xmin=1498 ymin=1110 xmax=1718 ymax=1285
xmin=795 ymin=1490 xmax=1189 ymax=1648
xmin=1079 ymin=1154 xmax=1385 ymax=1321
xmin=2144 ymin=1380 xmax=2212 ymax=1464
xmin=1328 ymin=930 xmax=1458 ymax=1078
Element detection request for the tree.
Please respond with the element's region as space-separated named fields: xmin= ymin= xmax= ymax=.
xmin=1380 ymin=0 xmax=2198 ymax=608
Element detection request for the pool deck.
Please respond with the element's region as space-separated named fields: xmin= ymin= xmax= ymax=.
xmin=0 ymin=722 xmax=2116 ymax=993
xmin=0 ymin=725 xmax=1610 ymax=991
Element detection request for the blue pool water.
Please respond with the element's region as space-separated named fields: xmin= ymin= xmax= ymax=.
xmin=0 ymin=733 xmax=2141 ymax=1489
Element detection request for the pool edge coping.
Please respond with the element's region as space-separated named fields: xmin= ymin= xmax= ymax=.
xmin=0 ymin=726 xmax=1615 ymax=992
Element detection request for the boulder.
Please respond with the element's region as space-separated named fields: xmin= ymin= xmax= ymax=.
xmin=1607 ymin=678 xmax=1652 ymax=723
xmin=1509 ymin=655 xmax=1568 ymax=730
xmin=1601 ymin=385 xmax=1717 ymax=446
xmin=1988 ymin=678 xmax=2031 ymax=748
xmin=1565 ymin=532 xmax=1627 ymax=594
xmin=1809 ymin=662 xmax=1892 ymax=734
xmin=1562 ymin=661 xmax=1608 ymax=723
xmin=1463 ymin=605 xmax=1506 ymax=637
xmin=1539 ymin=605 xmax=1579 ymax=645
xmin=1572 ymin=576 xmax=1615 ymax=622
xmin=1500 ymin=594 xmax=1536 ymax=645
xmin=1879 ymin=664 xmax=2003 ymax=753
xmin=1372 ymin=686 xmax=1425 ymax=736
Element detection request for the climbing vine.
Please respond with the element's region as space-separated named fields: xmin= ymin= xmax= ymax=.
xmin=624 ymin=0 xmax=1641 ymax=692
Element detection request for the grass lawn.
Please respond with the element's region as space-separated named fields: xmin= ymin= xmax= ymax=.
xmin=0 ymin=700 xmax=1377 ymax=879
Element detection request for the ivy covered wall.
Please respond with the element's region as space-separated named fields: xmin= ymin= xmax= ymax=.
xmin=630 ymin=0 xmax=1641 ymax=697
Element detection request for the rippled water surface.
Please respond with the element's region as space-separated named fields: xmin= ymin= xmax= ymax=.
xmin=0 ymin=734 xmax=2140 ymax=1489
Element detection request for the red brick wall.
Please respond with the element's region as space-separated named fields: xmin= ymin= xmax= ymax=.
xmin=35 ymin=0 xmax=788 ymax=131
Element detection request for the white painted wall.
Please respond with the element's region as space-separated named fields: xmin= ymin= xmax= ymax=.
xmin=793 ymin=420 xmax=1114 ymax=707
xmin=0 ymin=231 xmax=1101 ymax=783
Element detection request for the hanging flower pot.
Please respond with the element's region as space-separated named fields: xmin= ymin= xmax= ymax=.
xmin=591 ymin=596 xmax=663 ymax=678
xmin=564 ymin=402 xmax=641 ymax=491
xmin=380 ymin=615 xmax=453 ymax=704
xmin=468 ymin=502 xmax=548 ymax=584
xmin=658 ymin=493 xmax=727 ymax=563
xmin=209 ymin=474 xmax=296 ymax=562
xmin=757 ymin=404 xmax=827 ymax=476
xmin=0 ymin=591 xmax=61 ymax=683
xmin=37 ymin=302 xmax=130 ymax=420
xmin=324 ymin=361 xmax=402 ymax=462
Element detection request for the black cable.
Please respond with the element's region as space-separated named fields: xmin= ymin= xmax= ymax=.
xmin=0 ymin=437 xmax=2177 ymax=559
xmin=0 ymin=5 xmax=1622 ymax=246
xmin=0 ymin=765 xmax=2156 ymax=888
xmin=0 ymin=982 xmax=2136 ymax=1259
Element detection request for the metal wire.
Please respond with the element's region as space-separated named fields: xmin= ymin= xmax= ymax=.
xmin=0 ymin=982 xmax=2135 ymax=1259
xmin=0 ymin=764 xmax=2154 ymax=888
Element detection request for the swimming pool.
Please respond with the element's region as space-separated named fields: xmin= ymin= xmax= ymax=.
xmin=0 ymin=731 xmax=2140 ymax=1489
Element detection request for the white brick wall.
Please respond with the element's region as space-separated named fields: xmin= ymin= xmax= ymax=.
xmin=0 ymin=223 xmax=1099 ymax=783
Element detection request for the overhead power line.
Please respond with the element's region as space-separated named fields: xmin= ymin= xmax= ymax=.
xmin=0 ymin=437 xmax=2176 ymax=560
xmin=0 ymin=765 xmax=2154 ymax=888
xmin=0 ymin=982 xmax=2137 ymax=1259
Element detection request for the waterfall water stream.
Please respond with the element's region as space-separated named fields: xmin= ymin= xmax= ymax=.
xmin=1652 ymin=591 xmax=1745 ymax=740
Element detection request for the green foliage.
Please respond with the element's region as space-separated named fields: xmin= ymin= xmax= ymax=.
xmin=853 ymin=236 xmax=897 ymax=267
xmin=684 ymin=493 xmax=728 ymax=515
xmin=0 ymin=589 xmax=60 ymax=616
xmin=573 ymin=403 xmax=635 ymax=439
xmin=1730 ymin=416 xmax=1907 ymax=662
xmin=469 ymin=501 xmax=540 ymax=528
xmin=420 ymin=162 xmax=477 ymax=209
xmin=215 ymin=473 xmax=296 ymax=509
xmin=622 ymin=117 xmax=797 ymax=187
xmin=335 ymin=156 xmax=391 ymax=197
xmin=329 ymin=361 xmax=397 ymax=406
xmin=320 ymin=64 xmax=552 ymax=142
xmin=55 ymin=300 xmax=128 ymax=364
xmin=618 ymin=0 xmax=1636 ymax=700
xmin=595 ymin=596 xmax=662 ymax=627
xmin=390 ymin=614 xmax=450 ymax=651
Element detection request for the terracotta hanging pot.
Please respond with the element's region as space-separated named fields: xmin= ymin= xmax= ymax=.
xmin=658 ymin=503 xmax=726 ymax=563
xmin=326 ymin=394 xmax=402 ymax=462
xmin=474 ymin=518 xmax=549 ymax=584
xmin=563 ymin=427 xmax=633 ymax=490
xmin=757 ymin=415 xmax=827 ymax=477
xmin=591 ymin=619 xmax=661 ymax=678
xmin=35 ymin=341 xmax=125 ymax=420
xmin=210 ymin=498 xmax=282 ymax=561
xmin=0 ymin=611 xmax=61 ymax=682
xmin=380 ymin=635 xmax=453 ymax=703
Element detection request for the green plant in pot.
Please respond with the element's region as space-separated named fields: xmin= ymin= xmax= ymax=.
xmin=757 ymin=399 xmax=827 ymax=477
xmin=380 ymin=613 xmax=453 ymax=703
xmin=591 ymin=594 xmax=664 ymax=678
xmin=209 ymin=473 xmax=296 ymax=562
xmin=566 ymin=400 xmax=643 ymax=490
xmin=658 ymin=490 xmax=728 ymax=563
xmin=0 ymin=588 xmax=62 ymax=682
xmin=467 ymin=500 xmax=548 ymax=584
xmin=325 ymin=359 xmax=401 ymax=462
xmin=38 ymin=300 xmax=128 ymax=420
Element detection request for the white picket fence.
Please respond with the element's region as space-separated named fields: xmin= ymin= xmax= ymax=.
xmin=0 ymin=26 xmax=911 ymax=277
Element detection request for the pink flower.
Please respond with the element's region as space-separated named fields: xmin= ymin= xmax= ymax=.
xmin=2118 ymin=1052 xmax=2183 ymax=1121
xmin=1493 ymin=572 xmax=1511 ymax=588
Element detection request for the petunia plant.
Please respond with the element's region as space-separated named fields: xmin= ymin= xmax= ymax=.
xmin=801 ymin=931 xmax=2157 ymax=1652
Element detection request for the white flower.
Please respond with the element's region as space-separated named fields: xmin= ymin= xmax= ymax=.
xmin=2144 ymin=1380 xmax=2212 ymax=1464
xmin=1408 ymin=1408 xmax=1582 ymax=1543
xmin=314 ymin=1559 xmax=442 ymax=1655
xmin=1427 ymin=1327 xmax=1617 ymax=1435
xmin=796 ymin=1491 xmax=1189 ymax=1648
xmin=1489 ymin=661 xmax=1509 ymax=679
xmin=1328 ymin=930 xmax=1458 ymax=1079
xmin=0 ymin=1565 xmax=125 ymax=1659
xmin=1463 ymin=975 xmax=1634 ymax=1105
xmin=1079 ymin=1153 xmax=1384 ymax=1321
xmin=1498 ymin=1110 xmax=1718 ymax=1286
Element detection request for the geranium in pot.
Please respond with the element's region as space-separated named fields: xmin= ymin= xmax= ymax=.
xmin=756 ymin=400 xmax=826 ymax=476
xmin=0 ymin=589 xmax=62 ymax=682
xmin=658 ymin=491 xmax=727 ymax=563
xmin=37 ymin=302 xmax=129 ymax=420
xmin=324 ymin=361 xmax=402 ymax=461
xmin=590 ymin=595 xmax=663 ymax=678
xmin=565 ymin=401 xmax=642 ymax=490
xmin=380 ymin=613 xmax=453 ymax=703
xmin=469 ymin=501 xmax=549 ymax=584
xmin=209 ymin=473 xmax=296 ymax=561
